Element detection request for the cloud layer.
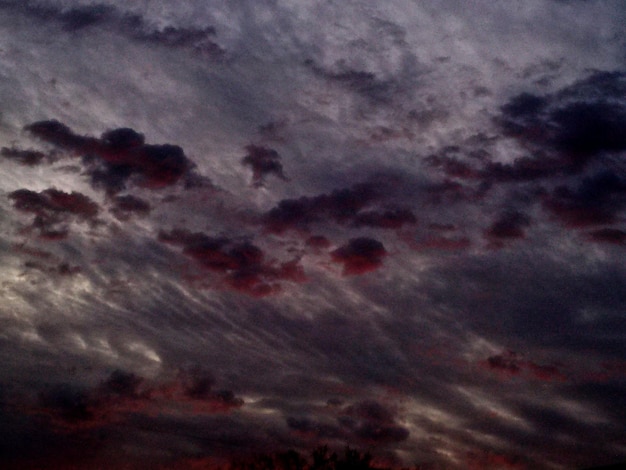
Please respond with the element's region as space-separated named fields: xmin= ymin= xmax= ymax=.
xmin=0 ymin=0 xmax=625 ymax=469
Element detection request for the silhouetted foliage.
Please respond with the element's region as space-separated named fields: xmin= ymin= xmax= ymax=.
xmin=229 ymin=446 xmax=383 ymax=470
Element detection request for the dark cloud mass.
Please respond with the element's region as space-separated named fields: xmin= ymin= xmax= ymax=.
xmin=498 ymin=71 xmax=626 ymax=170
xmin=8 ymin=188 xmax=99 ymax=239
xmin=159 ymin=229 xmax=306 ymax=296
xmin=331 ymin=238 xmax=387 ymax=276
xmin=0 ymin=1 xmax=625 ymax=469
xmin=26 ymin=120 xmax=193 ymax=193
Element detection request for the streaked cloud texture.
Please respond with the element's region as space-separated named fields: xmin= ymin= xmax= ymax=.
xmin=0 ymin=1 xmax=625 ymax=468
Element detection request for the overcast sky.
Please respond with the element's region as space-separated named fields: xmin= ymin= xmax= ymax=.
xmin=0 ymin=1 xmax=625 ymax=469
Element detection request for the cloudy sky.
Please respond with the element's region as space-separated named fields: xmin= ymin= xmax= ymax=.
xmin=0 ymin=1 xmax=625 ymax=469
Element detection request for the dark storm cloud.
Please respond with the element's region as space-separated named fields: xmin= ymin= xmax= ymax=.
xmin=423 ymin=71 xmax=626 ymax=192
xmin=26 ymin=120 xmax=194 ymax=194
xmin=241 ymin=145 xmax=287 ymax=187
xmin=8 ymin=188 xmax=99 ymax=239
xmin=330 ymin=238 xmax=386 ymax=276
xmin=1 ymin=146 xmax=48 ymax=166
xmin=158 ymin=229 xmax=306 ymax=296
xmin=498 ymin=70 xmax=626 ymax=171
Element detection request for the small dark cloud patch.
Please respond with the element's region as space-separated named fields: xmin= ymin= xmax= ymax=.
xmin=354 ymin=208 xmax=416 ymax=229
xmin=330 ymin=238 xmax=387 ymax=276
xmin=37 ymin=385 xmax=94 ymax=427
xmin=179 ymin=368 xmax=215 ymax=400
xmin=286 ymin=400 xmax=409 ymax=446
xmin=481 ymin=154 xmax=564 ymax=183
xmin=483 ymin=351 xmax=566 ymax=382
xmin=241 ymin=145 xmax=287 ymax=187
xmin=305 ymin=59 xmax=392 ymax=102
xmin=340 ymin=400 xmax=409 ymax=444
xmin=99 ymin=370 xmax=143 ymax=399
xmin=1 ymin=146 xmax=48 ymax=166
xmin=134 ymin=24 xmax=224 ymax=57
xmin=26 ymin=120 xmax=194 ymax=194
xmin=24 ymin=260 xmax=81 ymax=277
xmin=425 ymin=146 xmax=481 ymax=179
xmin=485 ymin=350 xmax=523 ymax=376
xmin=25 ymin=120 xmax=97 ymax=151
xmin=8 ymin=188 xmax=99 ymax=239
xmin=109 ymin=195 xmax=151 ymax=220
xmin=542 ymin=171 xmax=626 ymax=227
xmin=58 ymin=4 xmax=113 ymax=31
xmin=159 ymin=229 xmax=306 ymax=296
xmin=586 ymin=228 xmax=626 ymax=245
xmin=286 ymin=416 xmax=342 ymax=440
xmin=485 ymin=211 xmax=531 ymax=240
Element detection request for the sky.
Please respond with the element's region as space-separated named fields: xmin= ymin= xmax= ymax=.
xmin=0 ymin=0 xmax=625 ymax=469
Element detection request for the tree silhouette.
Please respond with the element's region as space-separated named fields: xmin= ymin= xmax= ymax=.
xmin=229 ymin=446 xmax=382 ymax=470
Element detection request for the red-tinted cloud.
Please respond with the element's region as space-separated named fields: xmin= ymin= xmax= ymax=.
xmin=482 ymin=351 xmax=566 ymax=382
xmin=484 ymin=351 xmax=523 ymax=376
xmin=159 ymin=229 xmax=306 ymax=296
xmin=241 ymin=145 xmax=287 ymax=187
xmin=330 ymin=237 xmax=387 ymax=276
xmin=25 ymin=121 xmax=194 ymax=194
xmin=8 ymin=188 xmax=99 ymax=239
xmin=30 ymin=369 xmax=244 ymax=431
